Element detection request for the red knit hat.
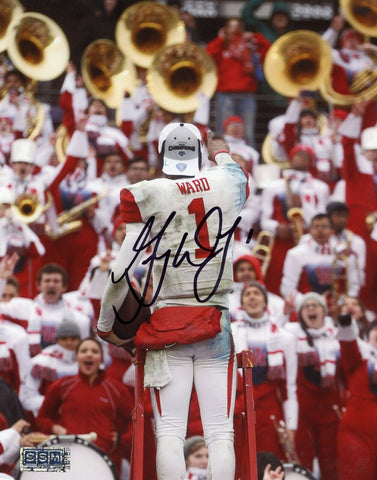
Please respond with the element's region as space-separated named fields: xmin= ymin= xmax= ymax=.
xmin=233 ymin=254 xmax=264 ymax=283
xmin=331 ymin=109 xmax=348 ymax=121
xmin=289 ymin=144 xmax=315 ymax=163
xmin=222 ymin=115 xmax=244 ymax=132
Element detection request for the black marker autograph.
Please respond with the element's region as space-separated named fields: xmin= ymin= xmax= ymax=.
xmin=111 ymin=208 xmax=253 ymax=324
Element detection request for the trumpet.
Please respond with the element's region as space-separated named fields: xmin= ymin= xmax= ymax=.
xmin=331 ymin=252 xmax=349 ymax=298
xmin=287 ymin=207 xmax=304 ymax=243
xmin=45 ymin=191 xmax=108 ymax=240
xmin=10 ymin=191 xmax=52 ymax=224
xmin=270 ymin=415 xmax=300 ymax=464
xmin=251 ymin=230 xmax=274 ymax=277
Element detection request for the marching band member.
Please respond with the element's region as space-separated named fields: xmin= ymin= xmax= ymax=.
xmin=260 ymin=145 xmax=329 ymax=294
xmin=0 ymin=263 xmax=91 ymax=357
xmin=285 ymin=292 xmax=342 ymax=480
xmin=337 ymin=101 xmax=377 ymax=312
xmin=280 ymin=213 xmax=361 ymax=306
xmin=336 ymin=315 xmax=377 ymax=480
xmin=231 ymin=282 xmax=298 ymax=460
xmin=326 ymin=201 xmax=366 ymax=289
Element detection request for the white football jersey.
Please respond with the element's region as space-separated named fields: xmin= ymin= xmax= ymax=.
xmin=120 ymin=156 xmax=249 ymax=309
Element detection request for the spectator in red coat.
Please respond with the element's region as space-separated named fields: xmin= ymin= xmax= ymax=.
xmin=206 ymin=18 xmax=270 ymax=147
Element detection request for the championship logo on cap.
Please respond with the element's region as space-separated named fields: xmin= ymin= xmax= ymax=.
xmin=159 ymin=122 xmax=202 ymax=177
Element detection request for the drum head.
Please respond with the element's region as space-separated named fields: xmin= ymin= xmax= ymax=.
xmin=19 ymin=436 xmax=117 ymax=480
xmin=283 ymin=463 xmax=316 ymax=480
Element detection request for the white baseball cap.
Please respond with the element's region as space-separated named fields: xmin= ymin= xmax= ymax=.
xmin=361 ymin=127 xmax=377 ymax=151
xmin=158 ymin=122 xmax=202 ymax=177
xmin=11 ymin=139 xmax=36 ymax=164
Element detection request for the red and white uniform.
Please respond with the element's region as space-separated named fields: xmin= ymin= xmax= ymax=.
xmin=59 ymin=73 xmax=133 ymax=169
xmin=260 ymin=170 xmax=329 ymax=294
xmin=0 ymin=319 xmax=30 ymax=393
xmin=231 ymin=311 xmax=298 ymax=458
xmin=337 ymin=324 xmax=377 ymax=480
xmin=280 ymin=235 xmax=361 ymax=303
xmin=0 ymin=214 xmax=45 ymax=298
xmin=0 ymin=293 xmax=91 ymax=356
xmin=19 ymin=343 xmax=78 ymax=418
xmin=278 ymin=100 xmax=343 ymax=183
xmin=98 ymin=151 xmax=249 ymax=480
xmin=285 ymin=319 xmax=342 ymax=480
xmin=338 ymin=114 xmax=377 ymax=311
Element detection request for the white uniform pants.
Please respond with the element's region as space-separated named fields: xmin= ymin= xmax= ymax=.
xmin=150 ymin=311 xmax=237 ymax=480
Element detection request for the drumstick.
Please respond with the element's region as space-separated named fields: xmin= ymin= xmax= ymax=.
xmin=29 ymin=432 xmax=98 ymax=445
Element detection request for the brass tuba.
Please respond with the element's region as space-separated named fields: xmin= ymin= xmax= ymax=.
xmin=340 ymin=0 xmax=377 ymax=37
xmin=81 ymin=39 xmax=137 ymax=109
xmin=5 ymin=11 xmax=70 ymax=81
xmin=147 ymin=42 xmax=217 ymax=114
xmin=115 ymin=1 xmax=186 ymax=69
xmin=263 ymin=30 xmax=333 ymax=99
xmin=0 ymin=0 xmax=23 ymax=53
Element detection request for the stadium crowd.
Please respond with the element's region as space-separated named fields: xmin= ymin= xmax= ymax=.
xmin=1 ymin=0 xmax=377 ymax=479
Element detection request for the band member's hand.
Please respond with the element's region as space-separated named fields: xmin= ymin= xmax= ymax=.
xmin=283 ymin=292 xmax=296 ymax=316
xmin=10 ymin=419 xmax=30 ymax=434
xmin=76 ymin=114 xmax=88 ymax=132
xmin=0 ymin=253 xmax=20 ymax=279
xmin=263 ymin=464 xmax=285 ymax=480
xmin=207 ymin=130 xmax=230 ymax=161
xmin=330 ymin=15 xmax=345 ymax=32
xmin=52 ymin=425 xmax=67 ymax=435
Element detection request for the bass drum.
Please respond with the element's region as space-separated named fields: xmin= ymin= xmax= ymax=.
xmin=18 ymin=436 xmax=117 ymax=480
xmin=283 ymin=463 xmax=317 ymax=479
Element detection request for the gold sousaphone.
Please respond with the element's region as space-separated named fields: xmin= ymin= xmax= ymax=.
xmin=340 ymin=0 xmax=377 ymax=37
xmin=81 ymin=39 xmax=137 ymax=109
xmin=147 ymin=42 xmax=217 ymax=114
xmin=0 ymin=0 xmax=23 ymax=53
xmin=115 ymin=1 xmax=186 ymax=69
xmin=264 ymin=30 xmax=333 ymax=99
xmin=6 ymin=11 xmax=70 ymax=81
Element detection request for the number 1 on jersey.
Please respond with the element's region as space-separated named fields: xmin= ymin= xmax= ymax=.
xmin=188 ymin=197 xmax=212 ymax=259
